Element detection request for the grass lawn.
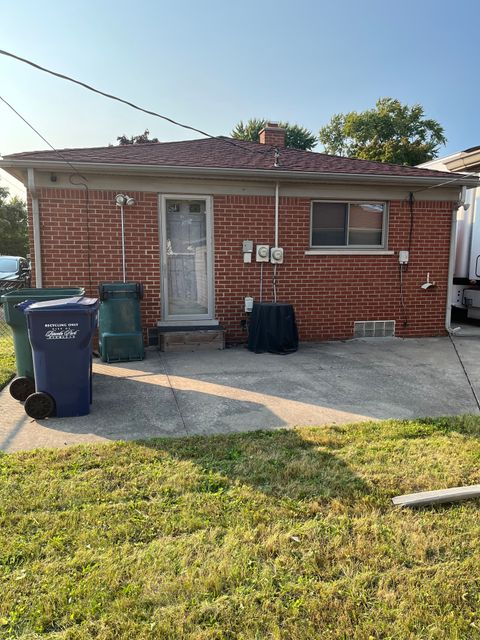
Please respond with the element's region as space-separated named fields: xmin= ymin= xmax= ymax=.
xmin=2 ymin=417 xmax=480 ymax=639
xmin=0 ymin=332 xmax=15 ymax=390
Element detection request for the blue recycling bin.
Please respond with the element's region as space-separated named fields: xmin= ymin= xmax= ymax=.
xmin=21 ymin=296 xmax=99 ymax=419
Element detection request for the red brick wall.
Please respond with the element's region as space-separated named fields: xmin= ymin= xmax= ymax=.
xmin=29 ymin=188 xmax=161 ymax=334
xmin=214 ymin=196 xmax=453 ymax=342
xmin=28 ymin=188 xmax=454 ymax=343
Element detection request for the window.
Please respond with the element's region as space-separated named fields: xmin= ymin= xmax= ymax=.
xmin=311 ymin=201 xmax=386 ymax=248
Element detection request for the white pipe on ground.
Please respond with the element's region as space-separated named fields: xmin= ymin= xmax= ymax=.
xmin=27 ymin=168 xmax=42 ymax=287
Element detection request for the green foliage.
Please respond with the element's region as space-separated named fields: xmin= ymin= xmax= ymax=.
xmin=1 ymin=417 xmax=480 ymax=638
xmin=0 ymin=187 xmax=28 ymax=257
xmin=318 ymin=97 xmax=447 ymax=165
xmin=117 ymin=129 xmax=159 ymax=145
xmin=231 ymin=118 xmax=317 ymax=150
xmin=0 ymin=333 xmax=15 ymax=390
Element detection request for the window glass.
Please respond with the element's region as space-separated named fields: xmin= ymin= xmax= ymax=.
xmin=0 ymin=257 xmax=18 ymax=272
xmin=311 ymin=202 xmax=347 ymax=246
xmin=348 ymin=203 xmax=384 ymax=246
xmin=165 ymin=199 xmax=208 ymax=316
xmin=311 ymin=201 xmax=385 ymax=247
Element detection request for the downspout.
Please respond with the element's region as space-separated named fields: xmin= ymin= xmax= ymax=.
xmin=446 ymin=186 xmax=466 ymax=333
xmin=273 ymin=182 xmax=280 ymax=303
xmin=274 ymin=181 xmax=279 ymax=248
xmin=27 ymin=168 xmax=42 ymax=287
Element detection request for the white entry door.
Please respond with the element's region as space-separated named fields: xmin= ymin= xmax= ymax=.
xmin=160 ymin=195 xmax=214 ymax=322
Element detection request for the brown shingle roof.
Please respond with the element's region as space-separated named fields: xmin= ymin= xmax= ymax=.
xmin=0 ymin=136 xmax=465 ymax=181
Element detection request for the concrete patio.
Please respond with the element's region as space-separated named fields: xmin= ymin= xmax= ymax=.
xmin=1 ymin=336 xmax=479 ymax=452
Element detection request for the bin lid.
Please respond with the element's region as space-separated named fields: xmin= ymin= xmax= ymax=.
xmin=2 ymin=287 xmax=85 ymax=303
xmin=23 ymin=296 xmax=99 ymax=312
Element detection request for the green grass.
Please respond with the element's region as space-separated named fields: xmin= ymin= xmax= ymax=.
xmin=2 ymin=417 xmax=480 ymax=639
xmin=0 ymin=331 xmax=15 ymax=390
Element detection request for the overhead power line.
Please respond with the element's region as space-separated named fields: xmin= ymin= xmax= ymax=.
xmin=0 ymin=49 xmax=270 ymax=158
xmin=0 ymin=170 xmax=26 ymax=191
xmin=412 ymin=169 xmax=479 ymax=194
xmin=0 ymin=94 xmax=84 ymax=177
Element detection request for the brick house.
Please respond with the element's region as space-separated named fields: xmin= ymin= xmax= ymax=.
xmin=1 ymin=124 xmax=477 ymax=345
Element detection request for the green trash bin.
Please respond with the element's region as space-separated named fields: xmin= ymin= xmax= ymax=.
xmin=98 ymin=282 xmax=144 ymax=363
xmin=1 ymin=287 xmax=85 ymax=401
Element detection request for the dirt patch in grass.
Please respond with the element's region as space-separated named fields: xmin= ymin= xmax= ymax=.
xmin=1 ymin=417 xmax=480 ymax=638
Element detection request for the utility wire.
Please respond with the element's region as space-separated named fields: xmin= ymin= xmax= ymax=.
xmin=0 ymin=172 xmax=25 ymax=192
xmin=412 ymin=169 xmax=479 ymax=194
xmin=0 ymin=94 xmax=85 ymax=179
xmin=0 ymin=49 xmax=271 ymax=159
xmin=0 ymin=93 xmax=94 ymax=291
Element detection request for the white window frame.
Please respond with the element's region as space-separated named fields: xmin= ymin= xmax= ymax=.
xmin=309 ymin=199 xmax=389 ymax=251
xmin=158 ymin=194 xmax=215 ymax=324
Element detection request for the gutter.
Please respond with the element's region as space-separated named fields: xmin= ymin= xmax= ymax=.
xmin=27 ymin=168 xmax=42 ymax=287
xmin=2 ymin=159 xmax=479 ymax=188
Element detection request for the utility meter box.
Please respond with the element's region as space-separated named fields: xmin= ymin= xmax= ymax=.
xmin=256 ymin=244 xmax=270 ymax=262
xmin=270 ymin=247 xmax=284 ymax=264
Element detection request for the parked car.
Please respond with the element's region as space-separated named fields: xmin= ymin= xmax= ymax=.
xmin=0 ymin=255 xmax=31 ymax=288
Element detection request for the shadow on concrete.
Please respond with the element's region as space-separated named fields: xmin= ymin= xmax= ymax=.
xmin=2 ymin=337 xmax=480 ymax=452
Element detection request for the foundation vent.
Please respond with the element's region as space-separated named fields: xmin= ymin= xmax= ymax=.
xmin=354 ymin=320 xmax=395 ymax=338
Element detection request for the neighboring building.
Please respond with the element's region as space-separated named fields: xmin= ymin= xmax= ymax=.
xmin=1 ymin=124 xmax=477 ymax=345
xmin=421 ymin=148 xmax=480 ymax=320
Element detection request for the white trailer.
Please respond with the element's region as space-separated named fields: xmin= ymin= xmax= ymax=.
xmin=421 ymin=148 xmax=480 ymax=319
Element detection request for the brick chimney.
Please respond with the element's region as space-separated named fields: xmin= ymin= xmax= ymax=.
xmin=259 ymin=122 xmax=286 ymax=147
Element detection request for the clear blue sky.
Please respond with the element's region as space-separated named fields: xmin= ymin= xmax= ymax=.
xmin=1 ymin=0 xmax=480 ymax=164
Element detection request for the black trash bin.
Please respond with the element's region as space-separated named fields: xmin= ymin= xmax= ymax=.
xmin=21 ymin=296 xmax=99 ymax=419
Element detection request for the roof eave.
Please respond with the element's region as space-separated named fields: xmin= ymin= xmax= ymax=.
xmin=1 ymin=159 xmax=478 ymax=188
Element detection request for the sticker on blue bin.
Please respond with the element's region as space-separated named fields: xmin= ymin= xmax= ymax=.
xmin=45 ymin=322 xmax=80 ymax=340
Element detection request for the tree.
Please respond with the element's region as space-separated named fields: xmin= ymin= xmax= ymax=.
xmin=318 ymin=98 xmax=446 ymax=165
xmin=117 ymin=129 xmax=159 ymax=145
xmin=0 ymin=187 xmax=28 ymax=256
xmin=231 ymin=118 xmax=317 ymax=150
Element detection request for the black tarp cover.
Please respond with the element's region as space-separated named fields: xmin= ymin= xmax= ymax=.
xmin=247 ymin=302 xmax=299 ymax=354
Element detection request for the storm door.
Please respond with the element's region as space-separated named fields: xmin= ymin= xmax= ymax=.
xmin=160 ymin=195 xmax=214 ymax=321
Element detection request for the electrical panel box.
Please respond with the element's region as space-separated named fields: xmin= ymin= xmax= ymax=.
xmin=398 ymin=250 xmax=409 ymax=264
xmin=242 ymin=240 xmax=253 ymax=253
xmin=256 ymin=244 xmax=270 ymax=262
xmin=270 ymin=247 xmax=284 ymax=264
xmin=244 ymin=296 xmax=254 ymax=312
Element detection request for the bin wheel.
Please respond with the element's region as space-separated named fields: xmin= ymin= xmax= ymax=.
xmin=24 ymin=392 xmax=55 ymax=420
xmin=9 ymin=376 xmax=35 ymax=402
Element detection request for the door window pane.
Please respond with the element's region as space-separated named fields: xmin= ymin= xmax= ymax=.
xmin=311 ymin=202 xmax=347 ymax=246
xmin=166 ymin=199 xmax=208 ymax=316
